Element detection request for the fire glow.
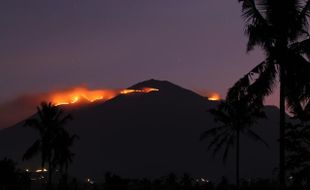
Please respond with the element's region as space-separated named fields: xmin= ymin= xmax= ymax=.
xmin=207 ymin=93 xmax=221 ymax=101
xmin=120 ymin=88 xmax=159 ymax=94
xmin=50 ymin=87 xmax=159 ymax=106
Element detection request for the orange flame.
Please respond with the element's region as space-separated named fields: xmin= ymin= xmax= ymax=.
xmin=120 ymin=88 xmax=159 ymax=94
xmin=49 ymin=87 xmax=159 ymax=106
xmin=207 ymin=93 xmax=221 ymax=101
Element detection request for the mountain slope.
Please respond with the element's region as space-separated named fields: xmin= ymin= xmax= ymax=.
xmin=0 ymin=79 xmax=279 ymax=181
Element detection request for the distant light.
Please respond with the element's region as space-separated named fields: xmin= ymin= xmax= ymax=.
xmin=195 ymin=178 xmax=210 ymax=183
xmin=35 ymin=168 xmax=48 ymax=173
xmin=86 ymin=178 xmax=94 ymax=184
xmin=25 ymin=169 xmax=29 ymax=172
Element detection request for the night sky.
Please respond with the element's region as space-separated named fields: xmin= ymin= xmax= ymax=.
xmin=0 ymin=0 xmax=277 ymax=106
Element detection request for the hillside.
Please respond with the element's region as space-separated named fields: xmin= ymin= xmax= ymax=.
xmin=0 ymin=79 xmax=279 ymax=181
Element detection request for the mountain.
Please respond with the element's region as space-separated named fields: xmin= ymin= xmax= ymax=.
xmin=0 ymin=79 xmax=279 ymax=181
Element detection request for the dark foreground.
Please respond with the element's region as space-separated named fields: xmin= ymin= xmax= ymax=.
xmin=3 ymin=169 xmax=309 ymax=190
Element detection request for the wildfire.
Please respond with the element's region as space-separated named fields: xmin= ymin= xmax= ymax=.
xmin=207 ymin=93 xmax=221 ymax=101
xmin=120 ymin=88 xmax=159 ymax=94
xmin=49 ymin=87 xmax=159 ymax=106
xmin=50 ymin=87 xmax=118 ymax=106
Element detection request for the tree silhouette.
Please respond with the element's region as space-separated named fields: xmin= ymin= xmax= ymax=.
xmin=201 ymin=100 xmax=267 ymax=190
xmin=0 ymin=158 xmax=30 ymax=190
xmin=285 ymin=100 xmax=310 ymax=188
xmin=54 ymin=131 xmax=79 ymax=190
xmin=229 ymin=1 xmax=310 ymax=188
xmin=23 ymin=102 xmax=73 ymax=189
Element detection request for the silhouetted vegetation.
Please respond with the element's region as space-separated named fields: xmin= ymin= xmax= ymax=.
xmin=229 ymin=1 xmax=310 ymax=189
xmin=25 ymin=172 xmax=277 ymax=190
xmin=82 ymin=173 xmax=278 ymax=190
xmin=201 ymin=100 xmax=267 ymax=189
xmin=0 ymin=158 xmax=30 ymax=190
xmin=23 ymin=102 xmax=77 ymax=189
xmin=285 ymin=100 xmax=310 ymax=189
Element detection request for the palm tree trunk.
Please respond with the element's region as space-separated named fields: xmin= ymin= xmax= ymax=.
xmin=63 ymin=169 xmax=68 ymax=190
xmin=48 ymin=160 xmax=53 ymax=190
xmin=236 ymin=129 xmax=240 ymax=190
xmin=279 ymin=64 xmax=286 ymax=190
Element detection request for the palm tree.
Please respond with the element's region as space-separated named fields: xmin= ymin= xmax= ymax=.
xmin=53 ymin=133 xmax=79 ymax=174
xmin=23 ymin=102 xmax=72 ymax=189
xmin=229 ymin=1 xmax=310 ymax=188
xmin=53 ymin=132 xmax=79 ymax=189
xmin=201 ymin=100 xmax=267 ymax=190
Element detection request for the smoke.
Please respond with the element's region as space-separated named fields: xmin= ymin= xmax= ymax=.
xmin=0 ymin=86 xmax=160 ymax=129
xmin=0 ymin=93 xmax=47 ymax=129
xmin=0 ymin=86 xmax=119 ymax=129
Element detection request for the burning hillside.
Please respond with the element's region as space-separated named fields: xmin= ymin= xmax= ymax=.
xmin=0 ymin=79 xmax=279 ymax=181
xmin=0 ymin=79 xmax=220 ymax=129
xmin=207 ymin=93 xmax=221 ymax=101
xmin=120 ymin=88 xmax=159 ymax=94
xmin=193 ymin=90 xmax=221 ymax=101
xmin=49 ymin=87 xmax=159 ymax=106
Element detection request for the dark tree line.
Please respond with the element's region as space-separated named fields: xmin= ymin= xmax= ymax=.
xmin=57 ymin=173 xmax=277 ymax=190
xmin=0 ymin=158 xmax=31 ymax=190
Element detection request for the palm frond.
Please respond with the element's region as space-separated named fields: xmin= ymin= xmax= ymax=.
xmin=299 ymin=0 xmax=310 ymax=28
xmin=212 ymin=132 xmax=233 ymax=157
xmin=203 ymin=99 xmax=267 ymax=164
xmin=227 ymin=59 xmax=277 ymax=105
xmin=246 ymin=22 xmax=274 ymax=51
xmin=200 ymin=125 xmax=227 ymax=140
xmin=290 ymin=38 xmax=310 ymax=59
xmin=206 ymin=129 xmax=231 ymax=151
xmin=222 ymin=135 xmax=235 ymax=163
xmin=24 ymin=118 xmax=44 ymax=134
xmin=209 ymin=108 xmax=231 ymax=124
xmin=245 ymin=129 xmax=269 ymax=147
xmin=240 ymin=0 xmax=267 ymax=25
xmin=246 ymin=59 xmax=277 ymax=103
xmin=285 ymin=52 xmax=310 ymax=113
xmin=23 ymin=140 xmax=41 ymax=160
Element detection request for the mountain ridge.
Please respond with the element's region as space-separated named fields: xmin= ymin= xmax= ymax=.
xmin=0 ymin=79 xmax=279 ymax=181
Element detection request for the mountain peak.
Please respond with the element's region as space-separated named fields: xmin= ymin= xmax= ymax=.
xmin=128 ymin=79 xmax=175 ymax=89
xmin=107 ymin=79 xmax=208 ymax=105
xmin=128 ymin=79 xmax=200 ymax=97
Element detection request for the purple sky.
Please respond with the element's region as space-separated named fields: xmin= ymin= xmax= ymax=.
xmin=0 ymin=0 xmax=278 ymax=106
